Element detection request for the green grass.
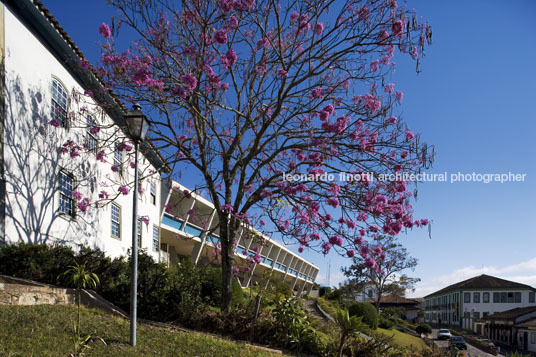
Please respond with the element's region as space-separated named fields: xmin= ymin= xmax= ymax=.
xmin=0 ymin=305 xmax=285 ymax=356
xmin=377 ymin=327 xmax=429 ymax=351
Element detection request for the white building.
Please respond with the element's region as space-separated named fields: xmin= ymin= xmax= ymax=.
xmin=424 ymin=274 xmax=536 ymax=331
xmin=0 ymin=0 xmax=318 ymax=294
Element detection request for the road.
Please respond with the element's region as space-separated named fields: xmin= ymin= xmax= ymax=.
xmin=431 ymin=329 xmax=503 ymax=357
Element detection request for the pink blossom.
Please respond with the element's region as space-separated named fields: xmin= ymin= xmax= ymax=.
xmin=72 ymin=191 xmax=83 ymax=201
xmin=232 ymin=265 xmax=240 ymax=277
xmin=314 ymin=22 xmax=324 ymax=35
xmin=365 ymin=257 xmax=377 ymax=268
xmin=395 ymin=91 xmax=404 ymax=102
xmin=183 ymin=189 xmax=192 ymax=199
xmin=77 ymin=198 xmax=90 ymax=213
xmin=227 ymin=15 xmax=239 ymax=29
xmin=298 ymin=246 xmax=304 ymax=253
xmin=49 ymin=119 xmax=60 ymax=127
xmin=329 ymin=235 xmax=343 ymax=246
xmin=182 ymin=73 xmax=197 ymax=92
xmin=378 ymin=30 xmax=389 ymax=43
xmin=354 ymin=236 xmax=363 ymax=245
xmin=321 ymin=242 xmax=331 ymax=255
xmin=140 ymin=217 xmax=149 ymax=225
xmin=384 ymin=83 xmax=395 ymax=94
xmin=290 ymin=11 xmax=299 ymax=23
xmin=98 ymin=191 xmax=109 ymax=199
xmin=257 ymin=37 xmax=270 ymax=49
xmin=218 ymin=0 xmax=233 ymax=12
xmin=226 ymin=49 xmax=237 ymax=66
xmin=311 ymin=87 xmax=324 ymax=99
xmin=213 ymin=29 xmax=228 ymax=44
xmin=347 ymin=250 xmax=355 ymax=258
xmin=118 ymin=186 xmax=129 ymax=195
xmin=221 ymin=204 xmax=234 ymax=212
xmin=99 ymin=23 xmax=111 ymax=39
xmin=392 ymin=20 xmax=404 ymax=36
xmin=327 ymin=197 xmax=339 ymax=208
xmin=420 ymin=218 xmax=429 ymax=226
xmin=405 ymin=130 xmax=415 ymax=141
xmin=277 ymin=69 xmax=288 ymax=77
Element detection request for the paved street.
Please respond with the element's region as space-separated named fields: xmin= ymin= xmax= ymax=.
xmin=431 ymin=329 xmax=503 ymax=357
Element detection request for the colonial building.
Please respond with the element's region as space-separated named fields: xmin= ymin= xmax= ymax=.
xmin=424 ymin=275 xmax=536 ymax=330
xmin=0 ymin=0 xmax=318 ymax=294
xmin=474 ymin=306 xmax=536 ymax=348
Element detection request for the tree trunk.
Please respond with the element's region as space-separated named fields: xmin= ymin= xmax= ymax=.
xmin=219 ymin=215 xmax=237 ymax=312
xmin=375 ymin=295 xmax=382 ymax=314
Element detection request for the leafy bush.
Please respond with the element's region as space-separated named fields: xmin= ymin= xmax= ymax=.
xmin=318 ymin=286 xmax=331 ymax=297
xmin=269 ymin=297 xmax=327 ymax=355
xmin=0 ymin=243 xmax=217 ymax=321
xmin=348 ymin=302 xmax=378 ymax=329
xmin=416 ymin=323 xmax=432 ymax=335
xmin=378 ymin=315 xmax=396 ymax=329
xmin=0 ymin=243 xmax=75 ymax=283
xmin=326 ymin=288 xmax=343 ymax=301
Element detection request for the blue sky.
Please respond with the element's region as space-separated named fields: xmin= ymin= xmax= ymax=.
xmin=42 ymin=0 xmax=536 ymax=297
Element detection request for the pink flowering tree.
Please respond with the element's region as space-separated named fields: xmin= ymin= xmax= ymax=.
xmin=341 ymin=235 xmax=419 ymax=312
xmin=92 ymin=0 xmax=433 ymax=311
xmin=49 ymin=85 xmax=160 ymax=229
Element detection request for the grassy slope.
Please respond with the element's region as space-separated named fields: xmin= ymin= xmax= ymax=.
xmin=377 ymin=327 xmax=429 ymax=351
xmin=0 ymin=305 xmax=284 ymax=357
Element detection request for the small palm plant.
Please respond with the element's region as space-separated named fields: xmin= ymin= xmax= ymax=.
xmin=335 ymin=309 xmax=366 ymax=357
xmin=60 ymin=263 xmax=99 ymax=354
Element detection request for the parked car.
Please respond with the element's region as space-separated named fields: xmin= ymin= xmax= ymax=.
xmin=438 ymin=329 xmax=452 ymax=340
xmin=449 ymin=336 xmax=468 ymax=350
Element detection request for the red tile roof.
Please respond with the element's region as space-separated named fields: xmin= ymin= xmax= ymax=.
xmin=425 ymin=275 xmax=535 ymax=298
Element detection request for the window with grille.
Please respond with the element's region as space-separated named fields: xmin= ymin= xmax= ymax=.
xmin=114 ymin=145 xmax=123 ymax=175
xmin=58 ymin=171 xmax=75 ymax=217
xmin=150 ymin=182 xmax=156 ymax=205
xmin=51 ymin=79 xmax=68 ymax=127
xmin=137 ymin=219 xmax=142 ymax=248
xmin=111 ymin=204 xmax=121 ymax=238
xmin=153 ymin=225 xmax=159 ymax=251
xmin=483 ymin=292 xmax=490 ymax=303
xmin=473 ymin=292 xmax=480 ymax=303
xmin=464 ymin=292 xmax=470 ymax=303
xmin=86 ymin=114 xmax=98 ymax=153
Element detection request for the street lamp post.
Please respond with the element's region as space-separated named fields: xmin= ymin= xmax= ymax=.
xmin=124 ymin=103 xmax=150 ymax=347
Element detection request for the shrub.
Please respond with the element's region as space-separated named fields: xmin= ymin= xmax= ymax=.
xmin=378 ymin=315 xmax=395 ymax=329
xmin=0 ymin=243 xmax=75 ymax=284
xmin=269 ymin=297 xmax=327 ymax=355
xmin=348 ymin=302 xmax=378 ymax=329
xmin=416 ymin=323 xmax=433 ymax=335
xmin=326 ymin=288 xmax=343 ymax=301
xmin=319 ymin=286 xmax=331 ymax=297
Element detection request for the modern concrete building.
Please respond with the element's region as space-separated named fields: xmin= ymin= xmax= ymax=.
xmin=160 ymin=181 xmax=319 ymax=294
xmin=424 ymin=275 xmax=536 ymax=331
xmin=0 ymin=0 xmax=318 ymax=294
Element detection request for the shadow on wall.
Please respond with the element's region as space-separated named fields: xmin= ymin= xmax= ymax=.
xmin=4 ymin=69 xmax=100 ymax=247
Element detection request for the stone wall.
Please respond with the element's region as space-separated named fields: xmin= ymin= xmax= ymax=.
xmin=0 ymin=275 xmax=128 ymax=318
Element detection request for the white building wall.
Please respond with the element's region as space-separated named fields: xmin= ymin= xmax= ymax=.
xmin=3 ymin=6 xmax=161 ymax=260
xmin=461 ymin=290 xmax=536 ymax=329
